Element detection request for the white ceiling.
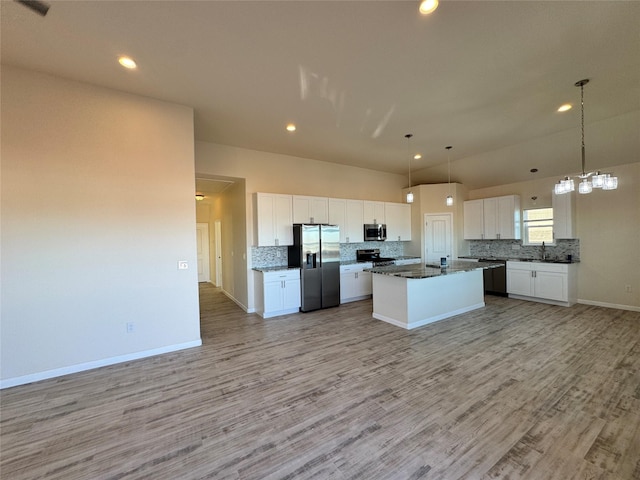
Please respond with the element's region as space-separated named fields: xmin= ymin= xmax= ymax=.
xmin=2 ymin=1 xmax=639 ymax=189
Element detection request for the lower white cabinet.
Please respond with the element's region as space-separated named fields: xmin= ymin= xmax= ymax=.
xmin=340 ymin=263 xmax=373 ymax=303
xmin=507 ymin=261 xmax=576 ymax=306
xmin=255 ymin=269 xmax=301 ymax=318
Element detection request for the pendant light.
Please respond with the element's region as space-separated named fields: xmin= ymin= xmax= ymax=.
xmin=555 ymin=79 xmax=618 ymax=195
xmin=445 ymin=146 xmax=454 ymax=206
xmin=405 ymin=133 xmax=414 ymax=204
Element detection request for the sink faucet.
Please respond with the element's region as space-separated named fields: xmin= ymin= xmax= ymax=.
xmin=541 ymin=241 xmax=546 ymax=261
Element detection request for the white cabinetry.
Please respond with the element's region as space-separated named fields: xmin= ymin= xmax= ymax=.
xmin=256 ymin=269 xmax=301 ymax=318
xmin=507 ymin=261 xmax=576 ymax=306
xmin=384 ymin=202 xmax=412 ymax=241
xmin=363 ymin=201 xmax=385 ymax=225
xmin=328 ymin=198 xmax=364 ymax=243
xmin=340 ymin=263 xmax=373 ymax=303
xmin=255 ymin=193 xmax=293 ymax=246
xmin=464 ymin=195 xmax=520 ymax=240
xmin=463 ymin=199 xmax=485 ymax=240
xmin=552 ymin=191 xmax=576 ymax=239
xmin=292 ymin=195 xmax=329 ymax=224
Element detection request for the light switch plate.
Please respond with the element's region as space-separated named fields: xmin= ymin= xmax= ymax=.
xmin=178 ymin=261 xmax=189 ymax=270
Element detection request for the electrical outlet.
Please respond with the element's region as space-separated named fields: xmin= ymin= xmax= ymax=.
xmin=625 ymin=285 xmax=632 ymax=293
xmin=511 ymin=244 xmax=521 ymax=250
xmin=126 ymin=322 xmax=135 ymax=333
xmin=178 ymin=260 xmax=188 ymax=270
xmin=276 ymin=250 xmax=282 ymax=258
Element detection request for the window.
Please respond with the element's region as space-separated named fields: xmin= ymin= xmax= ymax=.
xmin=523 ymin=208 xmax=553 ymax=245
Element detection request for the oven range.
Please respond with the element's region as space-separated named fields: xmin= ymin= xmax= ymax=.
xmin=356 ymin=248 xmax=396 ymax=266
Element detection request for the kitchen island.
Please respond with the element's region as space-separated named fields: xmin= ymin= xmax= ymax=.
xmin=368 ymin=261 xmax=501 ymax=330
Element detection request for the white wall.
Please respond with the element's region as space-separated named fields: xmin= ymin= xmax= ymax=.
xmin=403 ymin=183 xmax=469 ymax=260
xmin=468 ymin=162 xmax=640 ymax=310
xmin=1 ymin=67 xmax=202 ymax=387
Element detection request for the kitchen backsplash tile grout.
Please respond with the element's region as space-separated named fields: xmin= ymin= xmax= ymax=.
xmin=252 ymin=241 xmax=407 ymax=268
xmin=468 ymin=238 xmax=580 ymax=262
xmin=252 ymin=238 xmax=580 ymax=268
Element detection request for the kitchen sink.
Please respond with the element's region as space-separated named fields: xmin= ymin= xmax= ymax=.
xmin=508 ymin=258 xmax=573 ymax=264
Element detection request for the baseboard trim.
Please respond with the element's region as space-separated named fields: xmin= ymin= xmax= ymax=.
xmin=222 ymin=289 xmax=252 ymax=313
xmin=0 ymin=340 xmax=202 ymax=390
xmin=577 ymin=299 xmax=640 ymax=312
xmin=373 ymin=302 xmax=485 ymax=330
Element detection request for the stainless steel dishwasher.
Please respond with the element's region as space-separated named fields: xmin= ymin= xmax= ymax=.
xmin=480 ymin=259 xmax=507 ymax=296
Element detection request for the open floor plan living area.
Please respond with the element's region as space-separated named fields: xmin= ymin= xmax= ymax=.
xmin=2 ymin=1 xmax=639 ymax=479
xmin=2 ymin=285 xmax=639 ymax=479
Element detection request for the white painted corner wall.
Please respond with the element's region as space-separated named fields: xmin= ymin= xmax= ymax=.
xmin=1 ymin=67 xmax=202 ymax=388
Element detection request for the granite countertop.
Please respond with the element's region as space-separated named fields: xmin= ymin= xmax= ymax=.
xmin=340 ymin=260 xmax=373 ymax=266
xmin=252 ymin=266 xmax=300 ymax=272
xmin=366 ymin=260 xmax=504 ymax=279
xmin=459 ymin=256 xmax=578 ymax=264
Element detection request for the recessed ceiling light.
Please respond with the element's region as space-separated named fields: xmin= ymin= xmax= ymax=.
xmin=557 ymin=103 xmax=572 ymax=112
xmin=413 ymin=153 xmax=422 ymax=160
xmin=286 ymin=124 xmax=296 ymax=132
xmin=419 ymin=0 xmax=439 ymax=15
xmin=118 ymin=56 xmax=137 ymax=69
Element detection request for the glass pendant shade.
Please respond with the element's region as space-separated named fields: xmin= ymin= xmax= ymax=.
xmin=561 ymin=177 xmax=574 ymax=193
xmin=446 ymin=195 xmax=453 ymax=206
xmin=578 ymin=178 xmax=592 ymax=194
xmin=406 ymin=191 xmax=414 ymax=203
xmin=591 ymin=172 xmax=605 ymax=188
xmin=602 ymin=175 xmax=618 ymax=190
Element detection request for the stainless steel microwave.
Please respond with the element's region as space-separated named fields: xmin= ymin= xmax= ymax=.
xmin=364 ymin=224 xmax=387 ymax=241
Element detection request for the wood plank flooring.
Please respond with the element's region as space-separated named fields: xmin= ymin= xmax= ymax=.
xmin=1 ymin=284 xmax=639 ymax=479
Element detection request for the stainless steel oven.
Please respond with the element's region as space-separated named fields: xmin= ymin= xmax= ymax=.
xmin=364 ymin=224 xmax=387 ymax=241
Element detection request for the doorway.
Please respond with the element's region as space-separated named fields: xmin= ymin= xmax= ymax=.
xmin=196 ymin=223 xmax=211 ymax=283
xmin=424 ymin=213 xmax=453 ymax=263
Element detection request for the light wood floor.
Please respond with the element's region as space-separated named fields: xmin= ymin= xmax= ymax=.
xmin=2 ymin=285 xmax=639 ymax=480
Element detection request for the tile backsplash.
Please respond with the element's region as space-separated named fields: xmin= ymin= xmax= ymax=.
xmin=469 ymin=238 xmax=580 ymax=262
xmin=252 ymin=241 xmax=407 ymax=267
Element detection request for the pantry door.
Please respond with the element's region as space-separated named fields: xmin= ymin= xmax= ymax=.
xmin=424 ymin=213 xmax=452 ymax=264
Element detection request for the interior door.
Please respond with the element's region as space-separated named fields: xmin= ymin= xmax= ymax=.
xmin=425 ymin=213 xmax=452 ymax=264
xmin=196 ymin=223 xmax=211 ymax=283
xmin=214 ymin=220 xmax=222 ymax=287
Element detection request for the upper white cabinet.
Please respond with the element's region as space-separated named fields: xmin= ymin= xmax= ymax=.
xmin=292 ymin=195 xmax=329 ymax=224
xmin=552 ymin=191 xmax=576 ymax=239
xmin=363 ymin=201 xmax=385 ymax=225
xmin=328 ymin=198 xmax=364 ymax=243
xmin=254 ymin=193 xmax=293 ymax=246
xmin=464 ymin=195 xmax=520 ymax=240
xmin=384 ymin=202 xmax=412 ymax=241
xmin=463 ymin=200 xmax=485 ymax=240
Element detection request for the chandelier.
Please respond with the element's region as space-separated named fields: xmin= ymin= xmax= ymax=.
xmin=555 ymin=79 xmax=617 ymax=195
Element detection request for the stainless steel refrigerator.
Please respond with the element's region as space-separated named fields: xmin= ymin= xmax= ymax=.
xmin=288 ymin=224 xmax=340 ymax=312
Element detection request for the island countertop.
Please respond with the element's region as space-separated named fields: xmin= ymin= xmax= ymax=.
xmin=366 ymin=260 xmax=503 ymax=279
